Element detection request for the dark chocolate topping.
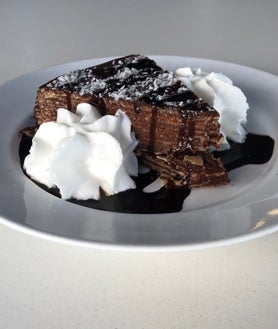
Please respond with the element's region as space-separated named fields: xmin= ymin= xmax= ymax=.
xmin=46 ymin=55 xmax=213 ymax=112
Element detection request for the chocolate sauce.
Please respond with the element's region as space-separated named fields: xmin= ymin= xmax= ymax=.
xmin=71 ymin=171 xmax=191 ymax=214
xmin=213 ymin=134 xmax=274 ymax=171
xmin=19 ymin=133 xmax=274 ymax=214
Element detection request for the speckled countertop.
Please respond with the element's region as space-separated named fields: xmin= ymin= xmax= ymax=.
xmin=1 ymin=1 xmax=278 ymax=328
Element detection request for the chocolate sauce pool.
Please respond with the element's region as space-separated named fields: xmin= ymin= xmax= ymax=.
xmin=19 ymin=133 xmax=274 ymax=214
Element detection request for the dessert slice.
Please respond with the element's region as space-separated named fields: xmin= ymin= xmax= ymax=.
xmin=35 ymin=55 xmax=223 ymax=153
xmin=32 ymin=55 xmax=229 ymax=188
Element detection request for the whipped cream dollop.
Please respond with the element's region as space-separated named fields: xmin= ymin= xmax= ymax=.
xmin=175 ymin=67 xmax=249 ymax=149
xmin=24 ymin=103 xmax=139 ymax=200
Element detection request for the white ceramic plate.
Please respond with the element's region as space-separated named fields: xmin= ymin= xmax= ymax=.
xmin=1 ymin=56 xmax=278 ymax=251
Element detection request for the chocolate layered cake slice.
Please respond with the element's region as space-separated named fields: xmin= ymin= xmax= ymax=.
xmin=33 ymin=55 xmax=228 ymax=188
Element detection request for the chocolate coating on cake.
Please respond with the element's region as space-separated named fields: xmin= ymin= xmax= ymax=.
xmin=47 ymin=55 xmax=213 ymax=112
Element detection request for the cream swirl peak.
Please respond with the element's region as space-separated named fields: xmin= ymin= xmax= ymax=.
xmin=175 ymin=67 xmax=249 ymax=149
xmin=24 ymin=103 xmax=139 ymax=200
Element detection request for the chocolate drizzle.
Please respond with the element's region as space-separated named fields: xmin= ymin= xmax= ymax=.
xmin=47 ymin=55 xmax=213 ymax=112
xmin=19 ymin=132 xmax=274 ymax=214
xmin=149 ymin=106 xmax=158 ymax=152
xmin=65 ymin=91 xmax=72 ymax=112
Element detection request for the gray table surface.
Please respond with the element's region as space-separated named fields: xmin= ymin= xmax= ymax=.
xmin=1 ymin=1 xmax=278 ymax=328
